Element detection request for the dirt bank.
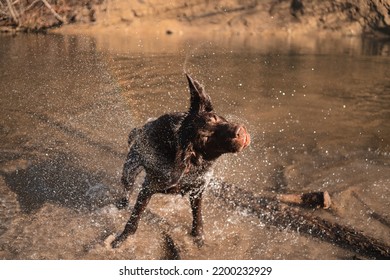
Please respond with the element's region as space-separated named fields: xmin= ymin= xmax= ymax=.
xmin=1 ymin=0 xmax=389 ymax=37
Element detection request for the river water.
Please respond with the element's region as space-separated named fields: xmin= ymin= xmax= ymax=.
xmin=0 ymin=33 xmax=389 ymax=259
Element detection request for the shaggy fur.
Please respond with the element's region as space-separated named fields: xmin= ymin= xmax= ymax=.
xmin=111 ymin=74 xmax=250 ymax=248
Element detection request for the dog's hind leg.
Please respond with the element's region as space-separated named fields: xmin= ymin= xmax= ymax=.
xmin=121 ymin=150 xmax=143 ymax=193
xmin=121 ymin=127 xmax=142 ymax=192
xmin=111 ymin=177 xmax=154 ymax=248
xmin=127 ymin=127 xmax=141 ymax=146
xmin=116 ymin=149 xmax=143 ymax=209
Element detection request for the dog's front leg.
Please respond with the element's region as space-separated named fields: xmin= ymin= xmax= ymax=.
xmin=111 ymin=188 xmax=153 ymax=248
xmin=189 ymin=190 xmax=204 ymax=247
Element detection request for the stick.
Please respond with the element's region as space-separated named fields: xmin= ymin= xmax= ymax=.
xmin=6 ymin=0 xmax=18 ymax=24
xmin=352 ymin=191 xmax=390 ymax=228
xmin=41 ymin=0 xmax=66 ymax=24
xmin=209 ymin=179 xmax=390 ymax=259
xmin=277 ymin=191 xmax=331 ymax=209
xmin=24 ymin=0 xmax=41 ymax=13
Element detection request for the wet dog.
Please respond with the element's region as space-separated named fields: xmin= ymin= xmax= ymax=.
xmin=111 ymin=74 xmax=250 ymax=248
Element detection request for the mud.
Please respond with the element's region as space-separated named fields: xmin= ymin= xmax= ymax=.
xmin=1 ymin=0 xmax=390 ymax=37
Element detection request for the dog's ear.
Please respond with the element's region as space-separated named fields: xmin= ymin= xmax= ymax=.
xmin=186 ymin=74 xmax=213 ymax=114
xmin=171 ymin=74 xmax=210 ymax=183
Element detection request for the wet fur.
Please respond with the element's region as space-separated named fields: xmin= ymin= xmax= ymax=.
xmin=111 ymin=74 xmax=250 ymax=248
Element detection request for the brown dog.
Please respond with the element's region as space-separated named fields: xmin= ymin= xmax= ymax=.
xmin=111 ymin=74 xmax=250 ymax=248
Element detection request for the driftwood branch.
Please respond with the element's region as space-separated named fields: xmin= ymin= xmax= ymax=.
xmin=352 ymin=191 xmax=390 ymax=228
xmin=209 ymin=179 xmax=390 ymax=259
xmin=1 ymin=0 xmax=67 ymax=29
xmin=277 ymin=191 xmax=331 ymax=209
xmin=24 ymin=0 xmax=41 ymax=13
xmin=41 ymin=0 xmax=66 ymax=23
xmin=6 ymin=0 xmax=19 ymax=24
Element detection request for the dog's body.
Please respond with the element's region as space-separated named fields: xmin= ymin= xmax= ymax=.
xmin=111 ymin=74 xmax=250 ymax=248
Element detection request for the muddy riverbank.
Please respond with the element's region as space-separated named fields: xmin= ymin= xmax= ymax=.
xmin=1 ymin=0 xmax=390 ymax=37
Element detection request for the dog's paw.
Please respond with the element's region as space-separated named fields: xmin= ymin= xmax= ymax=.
xmin=110 ymin=237 xmax=123 ymax=249
xmin=103 ymin=234 xmax=117 ymax=249
xmin=193 ymin=234 xmax=205 ymax=248
xmin=110 ymin=233 xmax=128 ymax=249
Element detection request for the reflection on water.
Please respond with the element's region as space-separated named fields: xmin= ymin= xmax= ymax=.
xmin=0 ymin=33 xmax=389 ymax=259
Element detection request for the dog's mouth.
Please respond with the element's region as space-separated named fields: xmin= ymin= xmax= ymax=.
xmin=243 ymin=131 xmax=251 ymax=148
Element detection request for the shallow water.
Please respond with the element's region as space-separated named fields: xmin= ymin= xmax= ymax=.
xmin=0 ymin=33 xmax=389 ymax=259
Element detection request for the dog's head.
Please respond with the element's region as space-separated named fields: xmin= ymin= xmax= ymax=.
xmin=172 ymin=74 xmax=250 ymax=181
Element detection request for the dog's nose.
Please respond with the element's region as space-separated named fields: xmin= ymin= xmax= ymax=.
xmin=235 ymin=125 xmax=250 ymax=148
xmin=235 ymin=126 xmax=245 ymax=139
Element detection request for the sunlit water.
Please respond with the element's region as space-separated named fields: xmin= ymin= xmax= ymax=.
xmin=0 ymin=33 xmax=389 ymax=259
